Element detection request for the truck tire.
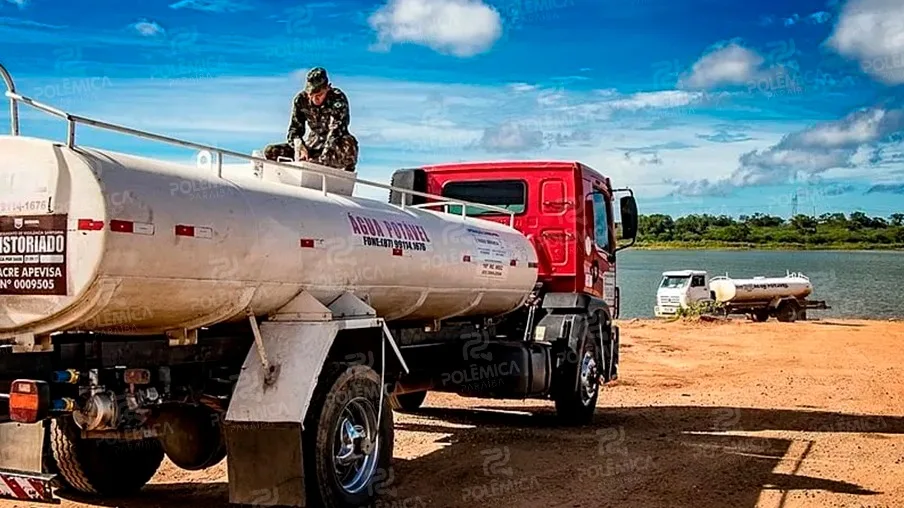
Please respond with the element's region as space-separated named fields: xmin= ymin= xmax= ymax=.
xmin=303 ymin=363 xmax=394 ymax=508
xmin=389 ymin=391 xmax=427 ymax=412
xmin=752 ymin=309 xmax=770 ymax=322
xmin=46 ymin=416 xmax=164 ymax=496
xmin=554 ymin=317 xmax=601 ymax=426
xmin=776 ymin=301 xmax=799 ymax=323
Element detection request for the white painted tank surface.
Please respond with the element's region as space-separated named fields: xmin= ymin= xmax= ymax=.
xmin=0 ymin=136 xmax=539 ymax=338
xmin=709 ymin=273 xmax=813 ymax=303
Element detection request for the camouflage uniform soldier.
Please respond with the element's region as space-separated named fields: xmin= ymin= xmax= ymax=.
xmin=263 ymin=67 xmax=359 ymax=172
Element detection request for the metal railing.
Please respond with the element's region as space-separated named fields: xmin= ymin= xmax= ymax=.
xmin=0 ymin=63 xmax=516 ymax=227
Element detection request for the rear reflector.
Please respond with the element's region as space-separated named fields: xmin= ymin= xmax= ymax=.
xmin=175 ymin=225 xmax=213 ymax=239
xmin=392 ymin=248 xmax=403 ymax=256
xmin=8 ymin=380 xmax=50 ymax=424
xmin=510 ymin=259 xmax=518 ymax=266
xmin=300 ymin=239 xmax=315 ymax=248
xmin=0 ymin=470 xmax=56 ymax=503
xmin=124 ymin=369 xmax=151 ymax=385
xmin=77 ymin=219 xmax=104 ymax=231
xmin=462 ymin=255 xmax=471 ymax=262
xmin=110 ymin=220 xmax=154 ymax=235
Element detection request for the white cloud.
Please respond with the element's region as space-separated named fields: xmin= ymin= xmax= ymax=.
xmin=368 ymin=0 xmax=503 ymax=57
xmin=678 ymin=43 xmax=765 ymax=89
xmin=3 ymin=0 xmax=27 ymax=7
xmin=670 ymin=105 xmax=904 ymax=196
xmin=0 ymin=16 xmax=62 ymax=28
xmin=607 ymin=90 xmax=705 ymax=111
xmin=131 ymin=20 xmax=165 ymax=37
xmin=783 ymin=13 xmax=801 ymax=27
xmin=826 ymin=0 xmax=904 ymax=84
xmin=478 ymin=122 xmax=544 ymax=152
xmin=168 ymin=0 xmax=254 ymax=13
xmin=507 ymin=82 xmax=537 ymax=93
xmin=808 ymin=11 xmax=832 ymax=24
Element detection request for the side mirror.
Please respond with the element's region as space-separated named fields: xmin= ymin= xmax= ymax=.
xmin=619 ymin=195 xmax=638 ymax=240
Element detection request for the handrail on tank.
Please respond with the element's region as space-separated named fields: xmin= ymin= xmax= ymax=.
xmin=0 ymin=63 xmax=19 ymax=136
xmin=0 ymin=63 xmax=516 ymax=227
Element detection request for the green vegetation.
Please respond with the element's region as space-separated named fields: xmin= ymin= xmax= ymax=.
xmin=673 ymin=300 xmax=726 ymax=320
xmin=635 ymin=212 xmax=904 ymax=251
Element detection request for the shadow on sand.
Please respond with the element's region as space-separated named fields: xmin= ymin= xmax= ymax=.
xmin=55 ymin=404 xmax=899 ymax=508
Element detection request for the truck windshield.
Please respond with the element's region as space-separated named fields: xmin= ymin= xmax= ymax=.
xmin=441 ymin=180 xmax=526 ymax=216
xmin=660 ymin=276 xmax=690 ymax=288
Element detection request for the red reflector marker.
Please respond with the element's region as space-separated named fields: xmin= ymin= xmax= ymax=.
xmin=462 ymin=255 xmax=471 ymax=263
xmin=77 ymin=219 xmax=104 ymax=231
xmin=110 ymin=220 xmax=154 ymax=235
xmin=8 ymin=380 xmax=50 ymax=424
xmin=175 ymin=225 xmax=214 ymax=239
xmin=300 ymin=239 xmax=315 ymax=248
xmin=124 ymin=368 xmax=151 ymax=385
xmin=392 ymin=248 xmax=403 ymax=256
xmin=109 ymin=220 xmax=133 ymax=233
xmin=510 ymin=259 xmax=518 ymax=266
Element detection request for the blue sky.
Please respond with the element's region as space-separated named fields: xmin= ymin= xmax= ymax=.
xmin=2 ymin=0 xmax=903 ymax=218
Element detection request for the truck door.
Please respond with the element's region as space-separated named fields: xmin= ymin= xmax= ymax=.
xmin=582 ymin=182 xmax=616 ymax=309
xmin=689 ymin=274 xmax=709 ymax=304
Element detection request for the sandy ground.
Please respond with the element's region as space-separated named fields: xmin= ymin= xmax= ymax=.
xmin=6 ymin=317 xmax=904 ymax=508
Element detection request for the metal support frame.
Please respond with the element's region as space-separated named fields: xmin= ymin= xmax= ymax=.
xmin=0 ymin=62 xmax=515 ymax=225
xmin=224 ymin=291 xmax=406 ymax=506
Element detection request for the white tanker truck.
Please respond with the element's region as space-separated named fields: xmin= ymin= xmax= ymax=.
xmin=0 ymin=65 xmax=638 ymax=506
xmin=654 ymin=269 xmax=829 ymax=322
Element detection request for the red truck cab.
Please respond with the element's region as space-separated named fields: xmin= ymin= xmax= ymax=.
xmin=389 ymin=160 xmax=638 ymax=318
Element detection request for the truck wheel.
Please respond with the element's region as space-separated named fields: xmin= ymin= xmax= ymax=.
xmin=776 ymin=301 xmax=799 ymax=323
xmin=46 ymin=416 xmax=164 ymax=496
xmin=304 ymin=363 xmax=394 ymax=508
xmin=752 ymin=310 xmax=770 ymax=322
xmin=554 ymin=321 xmax=601 ymax=426
xmin=389 ymin=391 xmax=427 ymax=412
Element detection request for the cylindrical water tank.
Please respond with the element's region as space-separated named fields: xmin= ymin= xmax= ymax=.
xmin=0 ymin=136 xmax=539 ymax=338
xmin=709 ymin=275 xmax=813 ymax=303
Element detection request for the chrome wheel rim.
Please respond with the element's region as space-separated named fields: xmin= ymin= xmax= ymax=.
xmin=579 ymin=350 xmax=599 ymax=404
xmin=332 ymin=397 xmax=379 ymax=494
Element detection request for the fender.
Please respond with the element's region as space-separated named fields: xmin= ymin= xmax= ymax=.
xmin=535 ymin=292 xmax=617 ymax=395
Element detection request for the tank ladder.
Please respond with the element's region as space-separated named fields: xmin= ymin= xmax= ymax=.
xmin=0 ymin=62 xmax=516 ymax=227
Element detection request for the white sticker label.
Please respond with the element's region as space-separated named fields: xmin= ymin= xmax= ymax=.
xmin=603 ymin=271 xmax=616 ymax=307
xmin=133 ymin=223 xmax=155 ymax=236
xmin=471 ymin=228 xmax=507 ymax=279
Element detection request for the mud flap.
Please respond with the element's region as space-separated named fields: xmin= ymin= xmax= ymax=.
xmin=0 ymin=421 xmax=58 ymax=503
xmin=224 ymin=321 xmax=342 ymax=506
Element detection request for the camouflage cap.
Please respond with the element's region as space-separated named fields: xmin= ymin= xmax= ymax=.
xmin=305 ymin=67 xmax=329 ymax=94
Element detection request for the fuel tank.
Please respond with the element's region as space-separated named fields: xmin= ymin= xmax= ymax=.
xmin=0 ymin=136 xmax=539 ymax=338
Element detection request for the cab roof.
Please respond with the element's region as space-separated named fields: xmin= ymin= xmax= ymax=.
xmin=662 ymin=270 xmax=707 ymax=277
xmin=419 ymin=160 xmax=607 ymax=180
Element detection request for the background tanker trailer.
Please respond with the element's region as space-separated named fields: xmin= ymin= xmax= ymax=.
xmin=0 ymin=64 xmax=638 ymax=507
xmin=654 ymin=270 xmax=829 ymax=322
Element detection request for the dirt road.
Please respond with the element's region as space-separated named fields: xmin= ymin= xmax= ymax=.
xmin=10 ymin=318 xmax=904 ymax=508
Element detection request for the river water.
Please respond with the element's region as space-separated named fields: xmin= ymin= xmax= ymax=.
xmin=615 ymin=250 xmax=904 ymax=319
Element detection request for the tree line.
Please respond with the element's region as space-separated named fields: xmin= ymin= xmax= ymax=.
xmin=636 ymin=212 xmax=904 ymax=247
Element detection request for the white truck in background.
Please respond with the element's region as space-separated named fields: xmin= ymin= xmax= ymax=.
xmin=654 ymin=269 xmax=829 ymax=322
